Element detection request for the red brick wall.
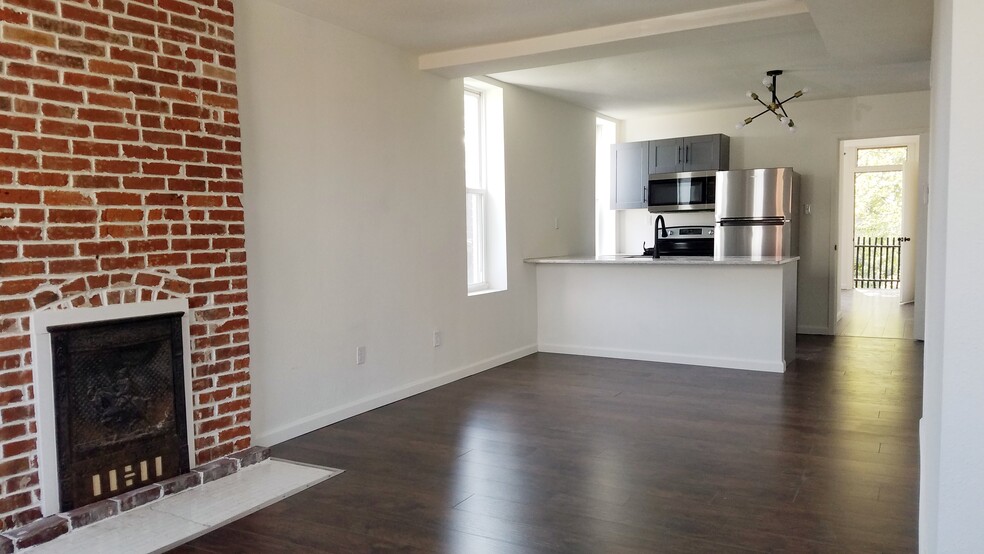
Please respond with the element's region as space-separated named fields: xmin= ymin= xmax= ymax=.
xmin=0 ymin=0 xmax=250 ymax=530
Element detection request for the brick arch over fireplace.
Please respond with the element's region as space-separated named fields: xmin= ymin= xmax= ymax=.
xmin=0 ymin=0 xmax=252 ymax=531
xmin=27 ymin=270 xmax=193 ymax=311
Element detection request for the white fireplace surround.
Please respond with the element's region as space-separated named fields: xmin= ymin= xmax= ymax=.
xmin=30 ymin=299 xmax=196 ymax=516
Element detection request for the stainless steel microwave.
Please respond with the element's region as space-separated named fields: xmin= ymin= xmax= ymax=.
xmin=647 ymin=170 xmax=716 ymax=213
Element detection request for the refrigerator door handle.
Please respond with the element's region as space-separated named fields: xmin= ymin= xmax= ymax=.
xmin=718 ymin=217 xmax=786 ymax=226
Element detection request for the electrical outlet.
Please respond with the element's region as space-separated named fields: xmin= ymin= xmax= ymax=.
xmin=356 ymin=346 xmax=366 ymax=365
xmin=803 ymin=203 xmax=812 ymax=215
xmin=433 ymin=331 xmax=442 ymax=348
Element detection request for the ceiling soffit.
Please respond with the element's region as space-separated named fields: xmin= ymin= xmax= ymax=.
xmin=418 ymin=0 xmax=810 ymax=78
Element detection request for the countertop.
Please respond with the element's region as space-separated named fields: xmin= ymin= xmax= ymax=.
xmin=524 ymin=255 xmax=800 ymax=266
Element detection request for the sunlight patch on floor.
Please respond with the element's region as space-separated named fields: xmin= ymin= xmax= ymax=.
xmin=835 ymin=288 xmax=914 ymax=339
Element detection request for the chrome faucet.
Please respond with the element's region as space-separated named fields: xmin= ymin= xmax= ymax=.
xmin=653 ymin=215 xmax=667 ymax=259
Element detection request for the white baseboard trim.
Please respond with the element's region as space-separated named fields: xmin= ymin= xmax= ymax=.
xmin=253 ymin=344 xmax=538 ymax=447
xmin=538 ymin=343 xmax=785 ymax=373
xmin=796 ymin=325 xmax=831 ymax=335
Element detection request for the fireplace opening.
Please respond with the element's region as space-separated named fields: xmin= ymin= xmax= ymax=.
xmin=48 ymin=312 xmax=190 ymax=512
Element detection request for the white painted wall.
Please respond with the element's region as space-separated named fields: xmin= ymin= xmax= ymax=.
xmin=233 ymin=0 xmax=595 ymax=445
xmin=619 ymin=91 xmax=930 ymax=333
xmin=921 ymin=0 xmax=984 ymax=551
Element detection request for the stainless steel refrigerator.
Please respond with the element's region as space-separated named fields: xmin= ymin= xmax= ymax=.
xmin=714 ymin=168 xmax=800 ymax=258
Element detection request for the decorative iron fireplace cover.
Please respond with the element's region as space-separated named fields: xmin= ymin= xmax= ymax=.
xmin=49 ymin=312 xmax=190 ymax=512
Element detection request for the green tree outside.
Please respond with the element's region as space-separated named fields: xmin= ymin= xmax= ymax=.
xmin=854 ymin=171 xmax=902 ymax=238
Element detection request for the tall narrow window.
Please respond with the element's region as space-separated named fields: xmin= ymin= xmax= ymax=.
xmin=463 ymin=79 xmax=505 ymax=295
xmin=595 ymin=117 xmax=617 ymax=255
xmin=464 ymin=88 xmax=487 ymax=290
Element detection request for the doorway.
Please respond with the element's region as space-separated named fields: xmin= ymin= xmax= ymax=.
xmin=835 ymin=136 xmax=919 ymax=339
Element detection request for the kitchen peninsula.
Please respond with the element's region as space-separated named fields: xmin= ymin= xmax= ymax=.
xmin=526 ymin=255 xmax=798 ymax=372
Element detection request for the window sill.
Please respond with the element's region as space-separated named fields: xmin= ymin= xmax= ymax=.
xmin=468 ymin=287 xmax=506 ymax=297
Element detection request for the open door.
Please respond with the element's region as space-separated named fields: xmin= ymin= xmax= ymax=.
xmin=899 ymin=142 xmax=919 ymax=304
xmin=839 ymin=136 xmax=919 ymax=305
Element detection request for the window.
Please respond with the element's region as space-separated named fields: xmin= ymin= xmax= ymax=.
xmin=857 ymin=146 xmax=908 ymax=167
xmin=463 ymin=79 xmax=505 ymax=294
xmin=853 ymin=146 xmax=908 ymax=239
xmin=595 ymin=117 xmax=617 ymax=255
xmin=464 ymin=88 xmax=487 ymax=289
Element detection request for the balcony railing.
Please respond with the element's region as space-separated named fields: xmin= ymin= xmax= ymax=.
xmin=854 ymin=236 xmax=901 ymax=289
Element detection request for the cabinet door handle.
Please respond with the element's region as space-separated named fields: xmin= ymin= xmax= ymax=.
xmin=677 ymin=146 xmax=682 ymax=165
xmin=643 ymin=185 xmax=648 ymax=204
xmin=685 ymin=145 xmax=690 ymax=164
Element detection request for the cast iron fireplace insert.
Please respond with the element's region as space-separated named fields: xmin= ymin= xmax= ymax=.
xmin=49 ymin=312 xmax=190 ymax=512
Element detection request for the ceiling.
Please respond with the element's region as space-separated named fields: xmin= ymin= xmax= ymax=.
xmin=267 ymin=0 xmax=934 ymax=120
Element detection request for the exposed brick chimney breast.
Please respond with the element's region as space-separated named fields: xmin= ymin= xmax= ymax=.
xmin=0 ymin=0 xmax=251 ymax=530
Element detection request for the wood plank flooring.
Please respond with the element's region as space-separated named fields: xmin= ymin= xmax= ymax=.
xmin=173 ymin=335 xmax=922 ymax=553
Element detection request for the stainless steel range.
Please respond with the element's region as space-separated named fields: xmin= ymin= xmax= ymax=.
xmin=643 ymin=225 xmax=714 ymax=257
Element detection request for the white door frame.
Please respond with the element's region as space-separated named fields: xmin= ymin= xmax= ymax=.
xmin=836 ymin=135 xmax=921 ymax=317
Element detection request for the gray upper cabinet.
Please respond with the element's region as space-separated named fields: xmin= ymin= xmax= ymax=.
xmin=648 ymin=134 xmax=730 ymax=174
xmin=611 ymin=142 xmax=649 ymax=210
xmin=682 ymin=134 xmax=729 ymax=172
xmin=648 ymin=138 xmax=682 ymax=175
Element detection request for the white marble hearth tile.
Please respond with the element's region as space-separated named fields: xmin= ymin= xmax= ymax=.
xmin=152 ymin=459 xmax=339 ymax=528
xmin=28 ymin=459 xmax=342 ymax=554
xmin=27 ymin=507 xmax=206 ymax=554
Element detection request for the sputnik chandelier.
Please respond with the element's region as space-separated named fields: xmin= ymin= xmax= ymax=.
xmin=736 ymin=70 xmax=808 ymax=133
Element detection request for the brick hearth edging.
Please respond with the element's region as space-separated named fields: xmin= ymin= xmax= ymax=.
xmin=0 ymin=446 xmax=269 ymax=553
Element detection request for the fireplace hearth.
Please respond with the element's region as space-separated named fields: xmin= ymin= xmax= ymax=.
xmin=49 ymin=313 xmax=190 ymax=512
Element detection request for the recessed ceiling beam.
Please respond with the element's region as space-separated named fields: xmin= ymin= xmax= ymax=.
xmin=419 ymin=0 xmax=810 ymax=78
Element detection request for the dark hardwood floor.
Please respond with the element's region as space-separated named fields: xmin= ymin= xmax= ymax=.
xmin=173 ymin=335 xmax=922 ymax=553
